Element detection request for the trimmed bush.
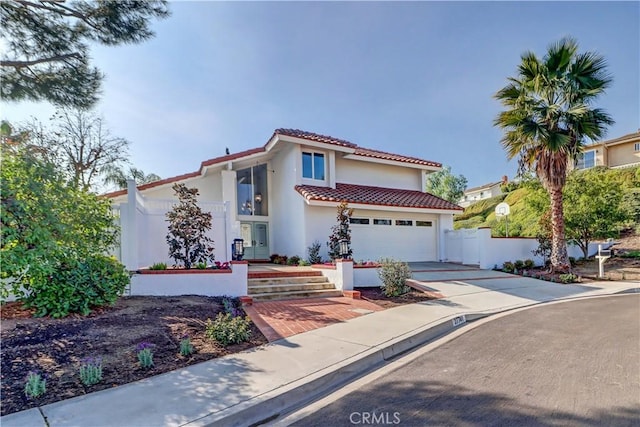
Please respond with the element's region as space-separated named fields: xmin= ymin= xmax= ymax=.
xmin=377 ymin=258 xmax=412 ymax=297
xmin=524 ymin=259 xmax=535 ymax=269
xmin=205 ymin=313 xmax=252 ymax=346
xmin=25 ymin=255 xmax=129 ymax=318
xmin=514 ymin=260 xmax=525 ymax=271
xmin=502 ymin=261 xmax=515 ymax=273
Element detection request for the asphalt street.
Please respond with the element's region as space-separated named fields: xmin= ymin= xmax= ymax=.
xmin=288 ymin=295 xmax=640 ymax=427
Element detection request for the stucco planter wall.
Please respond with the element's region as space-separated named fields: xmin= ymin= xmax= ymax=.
xmin=353 ymin=265 xmax=382 ymax=287
xmin=128 ymin=261 xmax=248 ymax=297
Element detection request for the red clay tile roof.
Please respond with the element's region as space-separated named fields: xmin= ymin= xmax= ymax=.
xmin=295 ymin=183 xmax=463 ymax=211
xmin=352 ymin=147 xmax=441 ymax=167
xmin=103 ymin=129 xmax=442 ymax=198
xmin=275 ymin=128 xmax=357 ymax=148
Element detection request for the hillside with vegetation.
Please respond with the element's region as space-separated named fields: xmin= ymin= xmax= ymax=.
xmin=454 ymin=167 xmax=640 ymax=240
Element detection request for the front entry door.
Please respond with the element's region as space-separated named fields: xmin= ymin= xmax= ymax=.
xmin=240 ymin=222 xmax=269 ymax=260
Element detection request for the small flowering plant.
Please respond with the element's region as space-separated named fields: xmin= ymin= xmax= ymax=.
xmin=222 ymin=296 xmax=243 ymax=317
xmin=136 ymin=342 xmax=155 ymax=368
xmin=24 ymin=371 xmax=46 ymax=398
xmin=79 ymin=357 xmax=103 ymax=386
xmin=214 ymin=261 xmax=230 ymax=270
xmin=179 ymin=335 xmax=194 ymax=356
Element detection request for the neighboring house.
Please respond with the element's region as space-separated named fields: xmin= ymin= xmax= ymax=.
xmin=458 ymin=176 xmax=507 ymax=208
xmin=106 ymin=129 xmax=462 ymax=265
xmin=574 ymin=130 xmax=640 ymax=170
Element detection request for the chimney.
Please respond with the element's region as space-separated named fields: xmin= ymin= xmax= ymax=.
xmin=501 ymin=175 xmax=508 ymax=184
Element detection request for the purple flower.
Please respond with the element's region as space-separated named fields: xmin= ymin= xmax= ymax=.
xmin=136 ymin=342 xmax=155 ymax=352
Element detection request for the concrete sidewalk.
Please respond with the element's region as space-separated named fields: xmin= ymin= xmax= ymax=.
xmin=3 ymin=278 xmax=638 ymax=427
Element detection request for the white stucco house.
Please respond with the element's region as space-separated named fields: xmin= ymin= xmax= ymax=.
xmin=106 ymin=129 xmax=462 ymax=267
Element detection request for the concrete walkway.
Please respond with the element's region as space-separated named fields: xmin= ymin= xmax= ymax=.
xmin=2 ymin=273 xmax=638 ymax=427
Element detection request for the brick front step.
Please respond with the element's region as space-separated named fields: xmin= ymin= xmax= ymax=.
xmin=248 ymin=271 xmax=323 ymax=279
xmin=248 ymin=282 xmax=336 ymax=295
xmin=248 ymin=276 xmax=329 ymax=286
xmin=249 ymin=289 xmax=343 ymax=302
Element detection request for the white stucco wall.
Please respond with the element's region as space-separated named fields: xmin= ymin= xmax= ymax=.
xmin=137 ymin=173 xmax=223 ymax=202
xmin=335 ymin=157 xmax=422 ymax=190
xmin=303 ymin=206 xmax=443 ymax=262
xmin=270 ymin=144 xmax=307 ymax=257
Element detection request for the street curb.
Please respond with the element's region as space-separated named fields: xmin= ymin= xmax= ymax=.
xmin=195 ymin=288 xmax=639 ymax=427
xmin=191 ymin=313 xmax=484 ymax=426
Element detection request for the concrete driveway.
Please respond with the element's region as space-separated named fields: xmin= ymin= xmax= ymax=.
xmin=407 ymin=262 xmax=619 ymax=303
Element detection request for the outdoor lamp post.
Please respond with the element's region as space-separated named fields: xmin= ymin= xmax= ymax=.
xmin=233 ymin=239 xmax=244 ymax=261
xmin=339 ymin=239 xmax=349 ymax=260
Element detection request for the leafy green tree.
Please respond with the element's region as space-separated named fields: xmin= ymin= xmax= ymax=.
xmin=104 ymin=166 xmax=161 ymax=189
xmin=563 ymin=169 xmax=633 ymax=258
xmin=166 ymin=184 xmax=215 ymax=269
xmin=1 ymin=0 xmax=170 ymax=108
xmin=425 ymin=165 xmax=468 ymax=204
xmin=1 ymin=141 xmax=126 ymax=316
xmin=494 ymin=37 xmax=613 ymax=272
xmin=327 ymin=201 xmax=353 ymax=260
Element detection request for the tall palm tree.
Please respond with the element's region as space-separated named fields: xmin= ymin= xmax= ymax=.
xmin=494 ymin=38 xmax=613 ymax=272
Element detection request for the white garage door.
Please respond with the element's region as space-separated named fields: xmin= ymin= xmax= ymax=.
xmin=350 ymin=216 xmax=437 ymax=262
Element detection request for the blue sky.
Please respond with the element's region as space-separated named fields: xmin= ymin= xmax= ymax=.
xmin=3 ymin=1 xmax=639 ymax=188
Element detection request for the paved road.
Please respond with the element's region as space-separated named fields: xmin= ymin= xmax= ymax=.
xmin=288 ymin=295 xmax=640 ymax=427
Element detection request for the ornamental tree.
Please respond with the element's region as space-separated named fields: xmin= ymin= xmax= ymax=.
xmin=327 ymin=201 xmax=353 ymax=260
xmin=563 ymin=168 xmax=632 ymax=258
xmin=166 ymin=184 xmax=215 ymax=268
xmin=1 ymin=138 xmax=126 ymax=316
xmin=425 ymin=165 xmax=468 ymax=204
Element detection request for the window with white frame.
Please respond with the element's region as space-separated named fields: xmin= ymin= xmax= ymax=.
xmin=302 ymin=151 xmax=325 ymax=180
xmin=635 ymin=143 xmax=640 ymax=152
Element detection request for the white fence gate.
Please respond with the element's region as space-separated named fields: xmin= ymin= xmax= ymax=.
xmin=114 ymin=184 xmax=231 ymax=270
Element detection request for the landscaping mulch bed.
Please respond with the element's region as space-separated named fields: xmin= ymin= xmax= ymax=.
xmin=0 ymin=296 xmax=267 ymax=416
xmin=356 ymin=287 xmax=438 ymax=309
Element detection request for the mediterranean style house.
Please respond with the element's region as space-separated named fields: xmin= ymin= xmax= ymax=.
xmin=574 ymin=130 xmax=640 ymax=170
xmin=106 ymin=129 xmax=462 ymax=266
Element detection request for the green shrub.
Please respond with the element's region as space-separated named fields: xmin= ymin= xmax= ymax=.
xmin=25 ymin=255 xmax=130 ymax=318
xmin=288 ymin=255 xmax=301 ymax=265
xmin=298 ymin=259 xmax=311 ymax=266
xmin=206 ymin=313 xmax=252 ymax=346
xmin=149 ymin=262 xmax=167 ymax=270
xmin=620 ymin=250 xmax=640 ymax=259
xmin=524 ymin=259 xmax=535 ymax=269
xmin=514 ymin=260 xmax=525 ymax=271
xmin=558 ymin=273 xmax=580 ymax=284
xmin=195 ymin=262 xmax=207 ymax=269
xmin=269 ymin=254 xmax=280 ymax=263
xmin=307 ymin=240 xmax=322 ymax=264
xmin=502 ymin=261 xmax=515 ymax=273
xmin=179 ymin=336 xmax=194 ymax=356
xmin=377 ymin=258 xmax=412 ymax=297
xmin=568 ymin=257 xmax=577 ymax=267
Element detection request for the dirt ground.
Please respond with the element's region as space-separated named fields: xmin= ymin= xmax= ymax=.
xmin=356 ymin=287 xmax=437 ymax=309
xmin=572 ymin=256 xmax=640 ymax=281
xmin=0 ymin=296 xmax=267 ymax=416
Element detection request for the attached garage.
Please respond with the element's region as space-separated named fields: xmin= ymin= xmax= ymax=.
xmin=297 ymin=183 xmax=463 ymax=263
xmin=349 ymin=211 xmax=437 ymax=262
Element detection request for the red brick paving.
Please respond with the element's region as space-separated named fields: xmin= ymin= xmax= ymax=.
xmin=243 ymin=297 xmax=384 ymax=342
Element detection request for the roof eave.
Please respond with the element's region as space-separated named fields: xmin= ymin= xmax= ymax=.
xmin=342 ymin=153 xmax=441 ymax=171
xmin=302 ymin=198 xmax=462 ymax=214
